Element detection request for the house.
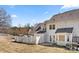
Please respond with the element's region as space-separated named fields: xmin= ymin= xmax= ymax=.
xmin=45 ymin=9 xmax=79 ymax=46
xmin=34 ymin=9 xmax=79 ymax=46
xmin=34 ymin=23 xmax=47 ymax=44
xmin=13 ymin=9 xmax=79 ymax=46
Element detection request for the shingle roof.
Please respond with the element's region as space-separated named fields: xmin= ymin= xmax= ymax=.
xmin=54 ymin=9 xmax=79 ymax=17
xmin=37 ymin=30 xmax=46 ymax=33
xmin=55 ymin=27 xmax=73 ymax=33
xmin=47 ymin=9 xmax=79 ymax=22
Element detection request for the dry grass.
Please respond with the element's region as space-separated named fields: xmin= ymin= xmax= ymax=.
xmin=0 ymin=35 xmax=78 ymax=53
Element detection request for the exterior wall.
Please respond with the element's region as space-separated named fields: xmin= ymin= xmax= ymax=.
xmin=47 ymin=13 xmax=79 ymax=36
xmin=55 ymin=18 xmax=79 ymax=36
xmin=46 ymin=10 xmax=79 ymax=46
xmin=43 ymin=33 xmax=49 ymax=43
xmin=55 ymin=33 xmax=72 ymax=46
xmin=33 ymin=10 xmax=79 ymax=46
xmin=46 ymin=22 xmax=56 ymax=43
xmin=34 ymin=33 xmax=48 ymax=44
xmin=55 ymin=33 xmax=67 ymax=46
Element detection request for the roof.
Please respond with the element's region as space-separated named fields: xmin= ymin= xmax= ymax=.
xmin=53 ymin=9 xmax=79 ymax=17
xmin=34 ymin=23 xmax=43 ymax=29
xmin=37 ymin=30 xmax=46 ymax=33
xmin=35 ymin=26 xmax=41 ymax=31
xmin=55 ymin=27 xmax=73 ymax=33
xmin=41 ymin=9 xmax=79 ymax=24
xmin=46 ymin=9 xmax=79 ymax=23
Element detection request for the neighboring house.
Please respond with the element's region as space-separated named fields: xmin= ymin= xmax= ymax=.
xmin=34 ymin=9 xmax=79 ymax=46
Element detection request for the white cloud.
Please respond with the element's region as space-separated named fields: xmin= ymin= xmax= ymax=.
xmin=11 ymin=14 xmax=17 ymax=18
xmin=60 ymin=5 xmax=79 ymax=9
xmin=59 ymin=5 xmax=79 ymax=12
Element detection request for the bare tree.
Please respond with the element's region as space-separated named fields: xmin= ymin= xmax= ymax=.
xmin=0 ymin=8 xmax=11 ymax=33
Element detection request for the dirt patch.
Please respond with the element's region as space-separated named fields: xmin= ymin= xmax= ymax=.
xmin=0 ymin=35 xmax=78 ymax=53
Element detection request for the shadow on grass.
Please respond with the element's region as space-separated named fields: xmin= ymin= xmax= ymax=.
xmin=11 ymin=41 xmax=76 ymax=51
xmin=12 ymin=41 xmax=35 ymax=45
xmin=39 ymin=43 xmax=70 ymax=50
xmin=40 ymin=43 xmax=79 ymax=52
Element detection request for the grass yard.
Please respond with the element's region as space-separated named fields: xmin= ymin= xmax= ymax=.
xmin=0 ymin=36 xmax=78 ymax=53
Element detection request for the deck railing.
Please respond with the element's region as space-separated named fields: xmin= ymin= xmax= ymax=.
xmin=72 ymin=36 xmax=79 ymax=43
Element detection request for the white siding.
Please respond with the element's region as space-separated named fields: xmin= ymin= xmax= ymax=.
xmin=46 ymin=10 xmax=79 ymax=46
xmin=56 ymin=19 xmax=79 ymax=36
xmin=34 ymin=33 xmax=48 ymax=44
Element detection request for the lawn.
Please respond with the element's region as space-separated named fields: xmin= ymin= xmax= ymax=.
xmin=0 ymin=35 xmax=78 ymax=53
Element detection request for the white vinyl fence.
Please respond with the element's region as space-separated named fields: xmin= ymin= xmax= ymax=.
xmin=12 ymin=33 xmax=47 ymax=45
xmin=13 ymin=35 xmax=36 ymax=44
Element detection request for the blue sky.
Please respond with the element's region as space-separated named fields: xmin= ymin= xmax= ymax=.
xmin=0 ymin=5 xmax=79 ymax=27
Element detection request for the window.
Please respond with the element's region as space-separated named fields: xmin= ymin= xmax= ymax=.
xmin=67 ymin=36 xmax=69 ymax=41
xmin=50 ymin=36 xmax=52 ymax=42
xmin=56 ymin=35 xmax=58 ymax=40
xmin=43 ymin=27 xmax=46 ymax=31
xmin=53 ymin=35 xmax=55 ymax=42
xmin=67 ymin=38 xmax=69 ymax=41
xmin=53 ymin=35 xmax=55 ymax=39
xmin=49 ymin=25 xmax=53 ymax=30
xmin=49 ymin=24 xmax=55 ymax=30
xmin=59 ymin=35 xmax=65 ymax=41
xmin=53 ymin=25 xmax=55 ymax=29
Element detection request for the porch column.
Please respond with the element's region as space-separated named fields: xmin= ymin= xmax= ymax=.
xmin=65 ymin=34 xmax=67 ymax=44
xmin=58 ymin=34 xmax=59 ymax=43
xmin=55 ymin=34 xmax=56 ymax=43
xmin=69 ymin=34 xmax=72 ymax=43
